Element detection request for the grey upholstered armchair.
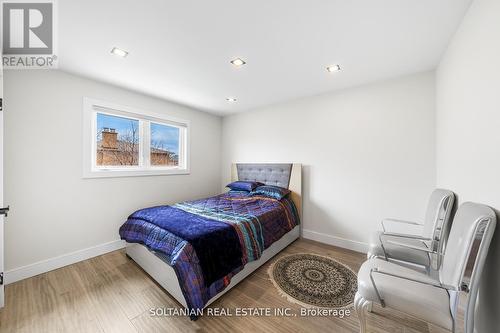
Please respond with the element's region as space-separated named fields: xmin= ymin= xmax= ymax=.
xmin=355 ymin=202 xmax=496 ymax=333
xmin=368 ymin=189 xmax=455 ymax=273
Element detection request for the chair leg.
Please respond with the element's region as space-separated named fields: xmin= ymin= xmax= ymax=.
xmin=354 ymin=292 xmax=372 ymax=333
xmin=366 ymin=302 xmax=373 ymax=313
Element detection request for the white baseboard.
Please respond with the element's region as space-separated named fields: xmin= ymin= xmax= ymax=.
xmin=302 ymin=229 xmax=369 ymax=254
xmin=5 ymin=240 xmax=126 ymax=284
xmin=4 ymin=232 xmax=366 ymax=284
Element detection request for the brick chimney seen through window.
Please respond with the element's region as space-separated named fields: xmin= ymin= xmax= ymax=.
xmin=102 ymin=128 xmax=118 ymax=149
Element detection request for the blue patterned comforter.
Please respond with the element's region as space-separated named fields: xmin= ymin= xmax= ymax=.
xmin=119 ymin=191 xmax=300 ymax=310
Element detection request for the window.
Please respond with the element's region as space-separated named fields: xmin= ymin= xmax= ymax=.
xmin=83 ymin=98 xmax=189 ymax=178
xmin=96 ymin=113 xmax=140 ymax=167
xmin=150 ymin=122 xmax=180 ymax=167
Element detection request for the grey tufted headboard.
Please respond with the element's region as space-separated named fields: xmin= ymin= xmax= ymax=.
xmin=236 ymin=163 xmax=292 ymax=188
xmin=230 ymin=163 xmax=302 ymax=218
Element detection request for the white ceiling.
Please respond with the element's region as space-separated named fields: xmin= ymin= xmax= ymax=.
xmin=59 ymin=0 xmax=472 ymax=115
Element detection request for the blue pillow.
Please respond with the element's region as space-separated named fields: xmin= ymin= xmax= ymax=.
xmin=251 ymin=185 xmax=291 ymax=200
xmin=226 ymin=181 xmax=263 ymax=192
xmin=227 ymin=190 xmax=251 ymax=197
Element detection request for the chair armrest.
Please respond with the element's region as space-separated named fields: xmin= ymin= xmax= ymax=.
xmin=385 ymin=239 xmax=434 ymax=253
xmin=381 ymin=218 xmax=423 ymax=233
xmin=369 ymin=268 xmax=457 ymax=307
xmin=381 ymin=232 xmax=432 ymax=241
xmin=383 ymin=218 xmax=422 ymax=225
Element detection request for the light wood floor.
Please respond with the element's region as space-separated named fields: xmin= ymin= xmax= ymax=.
xmin=0 ymin=239 xmax=464 ymax=333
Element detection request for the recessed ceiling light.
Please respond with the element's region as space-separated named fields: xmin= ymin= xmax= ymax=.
xmin=226 ymin=97 xmax=237 ymax=102
xmin=111 ymin=47 xmax=129 ymax=58
xmin=230 ymin=58 xmax=246 ymax=67
xmin=326 ymin=64 xmax=341 ymax=72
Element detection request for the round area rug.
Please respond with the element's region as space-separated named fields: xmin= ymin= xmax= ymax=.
xmin=268 ymin=253 xmax=358 ymax=309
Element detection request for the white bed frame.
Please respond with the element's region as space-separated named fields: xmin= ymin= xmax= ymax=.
xmin=126 ymin=163 xmax=302 ymax=309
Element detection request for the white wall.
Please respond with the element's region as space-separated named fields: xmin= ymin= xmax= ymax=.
xmin=3 ymin=70 xmax=222 ymax=276
xmin=222 ymin=72 xmax=436 ymax=251
xmin=436 ymin=0 xmax=500 ymax=331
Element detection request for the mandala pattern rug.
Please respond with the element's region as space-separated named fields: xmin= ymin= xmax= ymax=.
xmin=268 ymin=253 xmax=358 ymax=308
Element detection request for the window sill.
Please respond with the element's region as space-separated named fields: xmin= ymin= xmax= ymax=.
xmin=83 ymin=168 xmax=190 ymax=179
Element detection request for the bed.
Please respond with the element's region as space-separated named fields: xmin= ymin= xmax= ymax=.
xmin=119 ymin=163 xmax=302 ymax=316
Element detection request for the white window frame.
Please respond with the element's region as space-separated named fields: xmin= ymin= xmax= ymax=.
xmin=83 ymin=97 xmax=190 ymax=178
